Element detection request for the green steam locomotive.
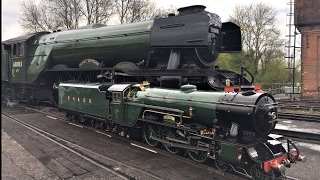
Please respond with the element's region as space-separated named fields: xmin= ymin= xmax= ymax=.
xmin=58 ymin=81 xmax=306 ymax=180
xmin=2 ymin=5 xmax=247 ymax=107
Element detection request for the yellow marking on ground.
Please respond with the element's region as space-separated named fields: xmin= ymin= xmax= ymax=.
xmin=131 ymin=143 xmax=157 ymax=154
xmin=46 ymin=115 xmax=57 ymax=120
xmin=68 ymin=123 xmax=83 ymax=128
xmin=95 ymin=130 xmax=112 ymax=137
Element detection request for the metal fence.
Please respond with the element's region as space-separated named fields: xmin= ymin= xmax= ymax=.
xmin=259 ymin=83 xmax=300 ymax=95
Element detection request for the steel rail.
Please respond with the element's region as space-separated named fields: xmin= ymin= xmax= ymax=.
xmin=278 ymin=112 xmax=320 ymax=122
xmin=2 ymin=103 xmax=247 ymax=180
xmin=273 ymin=129 xmax=320 ymax=141
xmin=2 ymin=112 xmax=165 ymax=180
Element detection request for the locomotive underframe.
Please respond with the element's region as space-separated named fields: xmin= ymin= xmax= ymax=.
xmin=63 ymin=105 xmax=285 ymax=179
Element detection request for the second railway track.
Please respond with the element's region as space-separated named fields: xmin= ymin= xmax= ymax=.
xmin=278 ymin=112 xmax=320 ymax=122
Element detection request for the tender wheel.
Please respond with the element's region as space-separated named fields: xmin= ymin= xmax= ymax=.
xmin=91 ymin=120 xmax=99 ymax=128
xmin=99 ymin=122 xmax=105 ymax=130
xmin=187 ymin=139 xmax=207 ymax=163
xmin=163 ymin=127 xmax=181 ymax=154
xmin=65 ymin=113 xmax=71 ymax=121
xmin=250 ymin=165 xmax=271 ymax=180
xmin=215 ymin=159 xmax=229 ymax=171
xmin=105 ymin=123 xmax=112 ymax=132
xmin=143 ymin=123 xmax=161 ymax=147
xmin=71 ymin=115 xmax=79 ymax=122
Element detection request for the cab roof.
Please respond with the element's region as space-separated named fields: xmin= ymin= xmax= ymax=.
xmin=108 ymin=84 xmax=131 ymax=92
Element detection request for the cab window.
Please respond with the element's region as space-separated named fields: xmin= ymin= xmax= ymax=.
xmin=12 ymin=44 xmax=17 ymax=56
xmin=11 ymin=43 xmax=24 ymax=56
xmin=112 ymin=92 xmax=121 ymax=102
xmin=19 ymin=43 xmax=24 ymax=56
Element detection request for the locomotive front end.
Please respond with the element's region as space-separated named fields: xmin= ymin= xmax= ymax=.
xmin=216 ymin=91 xmax=278 ymax=137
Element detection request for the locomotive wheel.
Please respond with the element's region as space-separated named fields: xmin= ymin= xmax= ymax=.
xmin=105 ymin=123 xmax=112 ymax=132
xmin=66 ymin=113 xmax=72 ymax=121
xmin=72 ymin=115 xmax=79 ymax=122
xmin=76 ymin=71 xmax=98 ymax=82
xmin=250 ymin=165 xmax=271 ymax=180
xmin=99 ymin=122 xmax=106 ymax=130
xmin=187 ymin=139 xmax=207 ymax=163
xmin=163 ymin=127 xmax=181 ymax=154
xmin=91 ymin=120 xmax=99 ymax=129
xmin=215 ymin=159 xmax=229 ymax=171
xmin=143 ymin=123 xmax=161 ymax=147
xmin=49 ymin=72 xmax=74 ymax=107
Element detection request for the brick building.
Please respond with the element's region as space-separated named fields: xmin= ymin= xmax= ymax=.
xmin=295 ymin=0 xmax=320 ymax=100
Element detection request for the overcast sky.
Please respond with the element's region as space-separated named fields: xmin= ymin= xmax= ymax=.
xmin=1 ymin=0 xmax=290 ymax=41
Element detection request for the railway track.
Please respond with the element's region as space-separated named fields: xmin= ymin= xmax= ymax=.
xmin=278 ymin=112 xmax=320 ymax=122
xmin=272 ymin=129 xmax=320 ymax=142
xmin=4 ymin=101 xmax=316 ymax=180
xmin=2 ymin=113 xmax=162 ymax=180
xmin=2 ymin=103 xmax=247 ymax=180
xmin=278 ymin=100 xmax=320 ymax=112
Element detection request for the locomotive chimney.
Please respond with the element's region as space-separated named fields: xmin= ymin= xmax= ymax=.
xmin=177 ymin=5 xmax=206 ymax=15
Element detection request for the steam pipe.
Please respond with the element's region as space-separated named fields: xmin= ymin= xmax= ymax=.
xmin=241 ymin=66 xmax=254 ymax=85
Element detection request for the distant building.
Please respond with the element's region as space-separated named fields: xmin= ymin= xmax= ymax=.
xmin=295 ymin=0 xmax=320 ymax=100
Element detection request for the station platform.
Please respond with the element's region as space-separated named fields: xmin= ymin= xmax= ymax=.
xmin=1 ymin=130 xmax=59 ymax=180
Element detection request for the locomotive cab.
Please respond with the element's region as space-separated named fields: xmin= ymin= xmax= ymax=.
xmin=2 ymin=39 xmax=26 ymax=82
xmin=108 ymin=84 xmax=132 ymax=124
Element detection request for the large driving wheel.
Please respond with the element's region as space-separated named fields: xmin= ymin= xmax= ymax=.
xmin=250 ymin=165 xmax=271 ymax=180
xmin=49 ymin=73 xmax=73 ymax=107
xmin=163 ymin=127 xmax=181 ymax=154
xmin=143 ymin=123 xmax=161 ymax=147
xmin=187 ymin=139 xmax=207 ymax=163
xmin=76 ymin=71 xmax=98 ymax=82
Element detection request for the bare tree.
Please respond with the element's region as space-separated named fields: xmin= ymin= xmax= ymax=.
xmin=82 ymin=0 xmax=115 ymax=25
xmin=229 ymin=3 xmax=284 ymax=75
xmin=19 ymin=0 xmax=62 ymax=33
xmin=115 ymin=0 xmax=129 ymax=24
xmin=152 ymin=5 xmax=178 ymax=19
xmin=115 ymin=0 xmax=176 ymax=24
xmin=44 ymin=0 xmax=83 ymax=30
xmin=19 ymin=0 xmax=177 ymax=33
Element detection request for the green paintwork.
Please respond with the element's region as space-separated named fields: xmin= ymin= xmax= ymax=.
xmin=221 ymin=143 xmax=238 ymax=164
xmin=132 ymin=85 xmax=224 ymax=127
xmin=58 ymin=83 xmax=109 ymax=118
xmin=108 ymin=84 xmax=142 ymax=126
xmin=1 ymin=45 xmax=9 ymax=81
xmin=27 ymin=44 xmax=53 ymax=82
xmin=11 ymin=57 xmax=26 ymax=82
xmin=110 ymin=92 xmax=125 ymax=124
xmin=126 ymin=89 xmax=143 ymax=125
xmin=114 ymin=62 xmax=139 ymax=70
xmin=2 ymin=20 xmax=152 ymax=84
xmin=40 ymin=20 xmax=152 ymax=68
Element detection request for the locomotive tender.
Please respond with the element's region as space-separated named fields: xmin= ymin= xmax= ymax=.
xmin=2 ymin=5 xmax=247 ymax=106
xmin=58 ymin=81 xmax=306 ymax=180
